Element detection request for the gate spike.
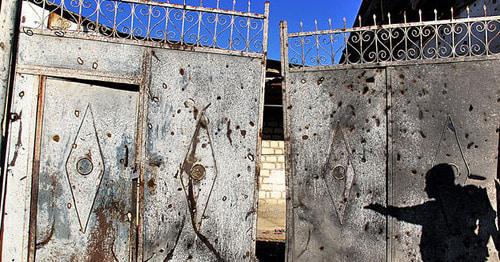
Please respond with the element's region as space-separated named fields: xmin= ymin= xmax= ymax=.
xmin=388 ymin=12 xmax=391 ymax=25
xmin=419 ymin=9 xmax=422 ymax=22
xmin=466 ymin=6 xmax=470 ymax=18
xmin=433 ymin=9 xmax=437 ymax=21
xmin=343 ymin=17 xmax=347 ymax=29
xmin=373 ymin=14 xmax=376 ymax=26
xmin=314 ymin=19 xmax=318 ymax=31
xmin=451 ymin=7 xmax=454 ymax=21
xmin=404 ymin=11 xmax=407 ymax=24
xmin=300 ymin=20 xmax=303 ymax=32
xmin=328 ymin=18 xmax=333 ymax=30
xmin=358 ymin=15 xmax=362 ymax=27
xmin=483 ymin=4 xmax=487 ymax=16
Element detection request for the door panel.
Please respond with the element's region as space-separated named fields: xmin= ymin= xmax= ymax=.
xmin=285 ymin=68 xmax=387 ymax=261
xmin=34 ymin=77 xmax=138 ymax=261
xmin=140 ymin=49 xmax=263 ymax=261
xmin=389 ymin=60 xmax=500 ymax=261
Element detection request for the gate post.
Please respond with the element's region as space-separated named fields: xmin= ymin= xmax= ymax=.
xmin=0 ymin=0 xmax=22 ymax=170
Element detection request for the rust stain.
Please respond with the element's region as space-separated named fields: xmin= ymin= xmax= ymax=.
xmin=9 ymin=111 xmax=23 ymax=167
xmin=226 ymin=120 xmax=233 ymax=145
xmin=52 ymin=135 xmax=60 ymax=142
xmin=35 ymin=220 xmax=55 ymax=249
xmin=147 ymin=178 xmax=156 ymax=191
xmin=87 ymin=208 xmax=118 ymax=262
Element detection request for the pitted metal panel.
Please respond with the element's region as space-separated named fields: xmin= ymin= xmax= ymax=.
xmin=17 ymin=33 xmax=144 ymax=82
xmin=284 ymin=68 xmax=387 ymax=261
xmin=34 ymin=78 xmax=138 ymax=261
xmin=141 ymin=48 xmax=263 ymax=261
xmin=389 ymin=60 xmax=500 ymax=261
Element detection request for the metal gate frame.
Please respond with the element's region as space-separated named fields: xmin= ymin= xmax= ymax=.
xmin=0 ymin=0 xmax=270 ymax=261
xmin=281 ymin=10 xmax=500 ymax=262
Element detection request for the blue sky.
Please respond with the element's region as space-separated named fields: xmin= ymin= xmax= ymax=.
xmin=266 ymin=0 xmax=363 ymax=60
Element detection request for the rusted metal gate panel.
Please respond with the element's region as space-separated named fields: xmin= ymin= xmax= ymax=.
xmin=140 ymin=48 xmax=264 ymax=261
xmin=283 ymin=67 xmax=387 ymax=261
xmin=388 ymin=60 xmax=500 ymax=261
xmin=31 ymin=77 xmax=139 ymax=260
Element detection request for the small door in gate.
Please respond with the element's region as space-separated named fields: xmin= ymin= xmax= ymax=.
xmin=32 ymin=77 xmax=138 ymax=261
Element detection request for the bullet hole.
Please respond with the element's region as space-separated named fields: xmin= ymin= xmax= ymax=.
xmin=177 ymin=187 xmax=182 ymax=191
xmin=177 ymin=109 xmax=181 ymax=114
xmin=77 ymin=57 xmax=84 ymax=65
xmin=107 ymin=133 xmax=112 ymax=138
xmin=411 ymin=169 xmax=417 ymax=174
xmin=222 ymin=196 xmax=227 ymax=201
xmin=249 ymin=121 xmax=255 ymax=127
xmin=152 ymin=96 xmax=159 ymax=103
xmin=419 ymin=131 xmax=427 ymax=138
xmin=74 ymin=110 xmax=80 ymax=117
xmin=67 ymin=203 xmax=72 ymax=209
xmin=19 ymin=91 xmax=24 ymax=97
xmin=362 ymin=86 xmax=369 ymax=95
xmin=247 ymin=153 xmax=255 ymax=161
xmin=317 ymin=77 xmax=325 ymax=85
xmin=168 ymin=204 xmax=172 ymax=208
xmin=217 ymin=96 xmax=221 ymax=100
xmin=469 ymin=105 xmax=474 ymax=112
xmin=419 ymin=111 xmax=424 ymax=120
xmin=72 ymin=143 xmax=77 ymax=149
xmin=319 ymin=246 xmax=325 ymax=251
xmin=301 ymin=79 xmax=306 ymax=84
xmin=366 ymin=76 xmax=375 ymax=83
xmin=399 ymin=74 xmax=405 ymax=80
xmin=237 ymin=174 xmax=241 ymax=178
xmin=163 ymin=83 xmax=168 ymax=89
xmin=338 ymin=101 xmax=343 ymax=107
xmin=467 ymin=142 xmax=474 ymax=149
xmin=52 ymin=135 xmax=60 ymax=142
xmin=148 ymin=123 xmax=153 ymax=129
xmin=241 ymin=130 xmax=247 ymax=137
xmin=375 ymin=118 xmax=381 ymax=127
xmin=170 ymin=131 xmax=175 ymax=136
xmin=179 ymin=68 xmax=185 ymax=75
xmin=92 ymin=62 xmax=98 ymax=69
xmin=302 ymin=135 xmax=309 ymax=140
xmin=397 ymin=153 xmax=401 ymax=161
xmin=364 ymin=222 xmax=370 ymax=231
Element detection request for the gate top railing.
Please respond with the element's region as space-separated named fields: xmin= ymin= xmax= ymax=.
xmin=21 ymin=0 xmax=269 ymax=57
xmin=281 ymin=6 xmax=500 ymax=70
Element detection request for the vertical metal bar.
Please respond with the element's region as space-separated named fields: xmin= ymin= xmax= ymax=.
xmin=328 ymin=18 xmax=335 ymax=65
xmin=280 ymin=20 xmax=294 ymax=262
xmin=196 ymin=0 xmax=202 ymax=46
xmin=229 ymin=0 xmax=236 ymax=49
xmin=146 ymin=5 xmax=152 ymax=40
xmin=27 ymin=75 xmax=46 ymax=262
xmin=163 ymin=6 xmax=170 ymax=43
xmin=245 ymin=0 xmax=251 ymax=52
xmin=181 ymin=0 xmax=186 ymax=44
xmin=262 ymin=1 xmax=269 ymax=56
xmin=314 ymin=19 xmax=320 ymax=65
xmin=0 ymin=0 xmax=23 ymax=240
xmin=212 ymin=0 xmax=220 ymax=48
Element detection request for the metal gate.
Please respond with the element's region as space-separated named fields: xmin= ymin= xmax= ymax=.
xmin=281 ymin=11 xmax=500 ymax=262
xmin=1 ymin=0 xmax=269 ymax=261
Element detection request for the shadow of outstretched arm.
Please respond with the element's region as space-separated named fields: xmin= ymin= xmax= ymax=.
xmin=365 ymin=203 xmax=429 ymax=225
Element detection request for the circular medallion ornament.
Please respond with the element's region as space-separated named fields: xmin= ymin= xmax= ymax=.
xmin=190 ymin=164 xmax=206 ymax=181
xmin=76 ymin=158 xmax=93 ymax=176
xmin=332 ymin=165 xmax=346 ymax=180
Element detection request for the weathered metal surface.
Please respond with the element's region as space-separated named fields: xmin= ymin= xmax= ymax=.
xmin=17 ymin=33 xmax=144 ymax=82
xmin=31 ymin=77 xmax=138 ymax=261
xmin=140 ymin=48 xmax=263 ymax=261
xmin=388 ymin=60 xmax=500 ymax=261
xmin=1 ymin=73 xmax=39 ymax=262
xmin=284 ymin=68 xmax=387 ymax=261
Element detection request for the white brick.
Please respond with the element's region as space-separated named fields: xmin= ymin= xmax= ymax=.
xmin=262 ymin=163 xmax=275 ymax=169
xmin=261 ymin=140 xmax=271 ymax=148
xmin=260 ymin=169 xmax=270 ymax=177
xmin=261 ymin=148 xmax=274 ymax=155
xmin=277 ymin=155 xmax=285 ymax=163
xmin=270 ymin=141 xmax=280 ymax=148
xmin=274 ymin=149 xmax=284 ymax=154
xmin=271 ymin=191 xmax=282 ymax=199
xmin=259 ymin=191 xmax=267 ymax=199
xmin=265 ymin=156 xmax=277 ymax=162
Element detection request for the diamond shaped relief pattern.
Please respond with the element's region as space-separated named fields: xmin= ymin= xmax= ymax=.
xmin=65 ymin=104 xmax=105 ymax=233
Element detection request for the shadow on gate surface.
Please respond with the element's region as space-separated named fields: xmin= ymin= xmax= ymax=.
xmin=367 ymin=163 xmax=499 ymax=262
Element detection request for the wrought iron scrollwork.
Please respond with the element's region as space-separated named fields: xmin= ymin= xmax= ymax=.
xmin=21 ymin=0 xmax=269 ymax=54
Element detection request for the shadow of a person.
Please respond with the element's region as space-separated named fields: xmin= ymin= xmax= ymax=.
xmin=366 ymin=163 xmax=499 ymax=262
